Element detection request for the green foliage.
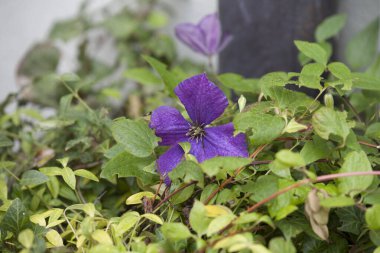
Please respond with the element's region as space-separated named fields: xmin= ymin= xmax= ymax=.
xmin=1 ymin=5 xmax=380 ymax=253
xmin=315 ymin=14 xmax=347 ymax=42
xmin=111 ymin=118 xmax=159 ymax=157
xmin=294 ymin=40 xmax=328 ymax=65
xmin=346 ymin=17 xmax=379 ymax=70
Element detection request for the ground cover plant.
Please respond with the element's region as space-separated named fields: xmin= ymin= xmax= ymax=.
xmin=1 ymin=2 xmax=380 ymax=252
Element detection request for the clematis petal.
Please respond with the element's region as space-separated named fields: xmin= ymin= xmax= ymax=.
xmin=157 ymin=144 xmax=185 ymax=185
xmin=218 ymin=33 xmax=233 ymax=52
xmin=198 ymin=13 xmax=222 ymax=54
xmin=150 ymin=106 xmax=190 ymax=146
xmin=175 ymin=23 xmax=208 ymax=55
xmin=174 ymin=73 xmax=228 ymax=125
xmin=190 ymin=123 xmax=248 ymax=162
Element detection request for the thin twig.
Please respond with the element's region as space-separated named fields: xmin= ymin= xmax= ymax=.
xmin=213 ymin=170 xmax=380 ymax=240
xmin=358 ymin=141 xmax=380 ymax=149
xmin=153 ymin=181 xmax=197 ymax=211
xmin=246 ymin=171 xmax=380 ymax=213
xmin=73 ymin=160 xmax=102 ymax=170
xmin=341 ymin=96 xmax=363 ymax=123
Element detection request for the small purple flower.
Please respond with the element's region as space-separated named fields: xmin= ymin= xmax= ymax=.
xmin=150 ymin=73 xmax=248 ymax=184
xmin=175 ymin=13 xmax=233 ymax=56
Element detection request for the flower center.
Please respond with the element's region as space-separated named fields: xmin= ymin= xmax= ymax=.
xmin=186 ymin=124 xmax=206 ymax=143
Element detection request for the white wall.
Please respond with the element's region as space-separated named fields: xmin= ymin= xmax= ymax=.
xmin=0 ymin=0 xmax=217 ymax=102
xmin=0 ymin=0 xmax=379 ymax=102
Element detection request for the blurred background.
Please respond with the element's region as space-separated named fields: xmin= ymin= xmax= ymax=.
xmin=0 ymin=0 xmax=379 ymax=102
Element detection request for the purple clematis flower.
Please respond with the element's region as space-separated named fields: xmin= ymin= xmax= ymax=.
xmin=175 ymin=13 xmax=233 ymax=56
xmin=150 ymin=73 xmax=248 ymax=184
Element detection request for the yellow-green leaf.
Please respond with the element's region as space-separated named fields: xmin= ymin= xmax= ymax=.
xmin=62 ymin=166 xmax=76 ymax=190
xmin=74 ymin=169 xmax=99 ymax=182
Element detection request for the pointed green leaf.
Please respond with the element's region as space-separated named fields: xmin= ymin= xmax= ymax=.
xmin=294 ymin=40 xmax=328 ymax=65
xmin=338 ymin=151 xmax=373 ymax=196
xmin=74 ymin=169 xmax=99 ymax=182
xmin=20 ymin=170 xmax=49 ymax=186
xmin=111 ymin=118 xmax=159 ymax=158
xmin=62 ymin=166 xmax=76 ymax=190
xmin=315 ymin=14 xmax=347 ymax=42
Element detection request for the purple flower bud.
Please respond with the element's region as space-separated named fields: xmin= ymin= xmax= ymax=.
xmin=175 ymin=13 xmax=233 ymax=56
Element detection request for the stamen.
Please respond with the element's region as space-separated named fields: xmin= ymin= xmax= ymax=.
xmin=186 ymin=124 xmax=206 ymax=143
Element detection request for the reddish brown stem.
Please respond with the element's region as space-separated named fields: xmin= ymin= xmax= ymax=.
xmin=246 ymin=170 xmax=380 ymax=213
xmin=214 ymin=170 xmax=380 ymax=239
xmin=358 ymin=141 xmax=380 ymax=149
xmin=203 ymin=144 xmax=267 ymax=205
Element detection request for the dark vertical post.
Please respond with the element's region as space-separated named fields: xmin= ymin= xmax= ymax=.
xmin=219 ymin=0 xmax=337 ymax=77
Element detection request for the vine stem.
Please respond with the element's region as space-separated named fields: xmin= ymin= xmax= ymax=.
xmin=214 ymin=170 xmax=380 ymax=239
xmin=203 ymin=144 xmax=267 ymax=205
xmin=246 ymin=171 xmax=380 ymax=213
xmin=61 ymin=79 xmax=93 ymax=113
xmin=153 ymin=181 xmax=197 ymax=211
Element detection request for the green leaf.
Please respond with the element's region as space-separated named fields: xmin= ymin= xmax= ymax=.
xmin=352 ymin=72 xmax=380 ymax=91
xmin=126 ymin=191 xmax=155 ymax=205
xmin=294 ymin=40 xmax=328 ymax=65
xmin=170 ymin=184 xmax=195 ymax=205
xmin=100 ymin=151 xmax=156 ymax=185
xmin=18 ymin=229 xmax=34 ymax=249
xmin=161 ymin=222 xmax=192 ymax=241
xmin=62 ymin=166 xmax=76 ymax=190
xmin=0 ymin=135 xmax=13 ymax=148
xmin=141 ymin=213 xmax=163 ymax=225
xmin=189 ymin=201 xmax=210 ymax=236
xmin=319 ymin=196 xmax=355 ymax=208
xmin=17 ymin=43 xmax=60 ymax=79
xmin=267 ymin=87 xmax=318 ymax=114
xmin=346 ymin=17 xmax=379 ymax=70
xmin=124 ymin=68 xmax=161 ymax=86
xmin=144 ymin=55 xmax=184 ymax=96
xmin=300 ymin=136 xmax=331 ymax=164
xmin=275 ymin=149 xmax=305 ymax=168
xmin=200 ymin=157 xmax=251 ymax=177
xmin=338 ymin=151 xmax=373 ymax=196
xmin=259 ymin=72 xmax=289 ymax=96
xmin=20 ymin=170 xmax=49 ymax=186
xmin=0 ymin=198 xmax=30 ymax=235
xmin=312 ymin=107 xmax=351 ymax=144
xmin=46 ymin=229 xmax=64 ymax=247
xmin=207 ymin=214 xmax=235 ymax=236
xmin=66 ymin=203 xmax=97 ymax=217
xmin=111 ymin=118 xmax=159 ymax=158
xmin=299 ymin=63 xmax=325 ymax=90
xmin=244 ymin=175 xmax=278 ymax=203
xmin=234 ymin=110 xmax=285 ymax=145
xmin=115 ymin=212 xmax=140 ymax=236
xmin=336 ymin=207 xmax=365 ymax=235
xmin=91 ymin=230 xmax=113 ymax=245
xmin=370 ymin=230 xmax=380 ymax=246
xmin=49 ymin=18 xmax=84 ymax=41
xmin=366 ymin=122 xmax=380 ymax=139
xmin=218 ymin=73 xmax=260 ymax=93
xmin=315 ymin=14 xmax=347 ymax=42
xmin=328 ymin=62 xmax=352 ymax=90
xmin=39 ymin=167 xmax=62 ymax=176
xmin=365 ymin=204 xmax=380 ymax=230
xmin=74 ymin=169 xmax=99 ymax=182
xmin=302 ymin=233 xmax=348 ymax=253
xmin=103 ymin=14 xmax=138 ymax=39
xmin=169 ymin=161 xmax=204 ymax=188
xmin=269 ymin=237 xmax=296 ymax=253
xmin=147 ymin=11 xmax=168 ymax=28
